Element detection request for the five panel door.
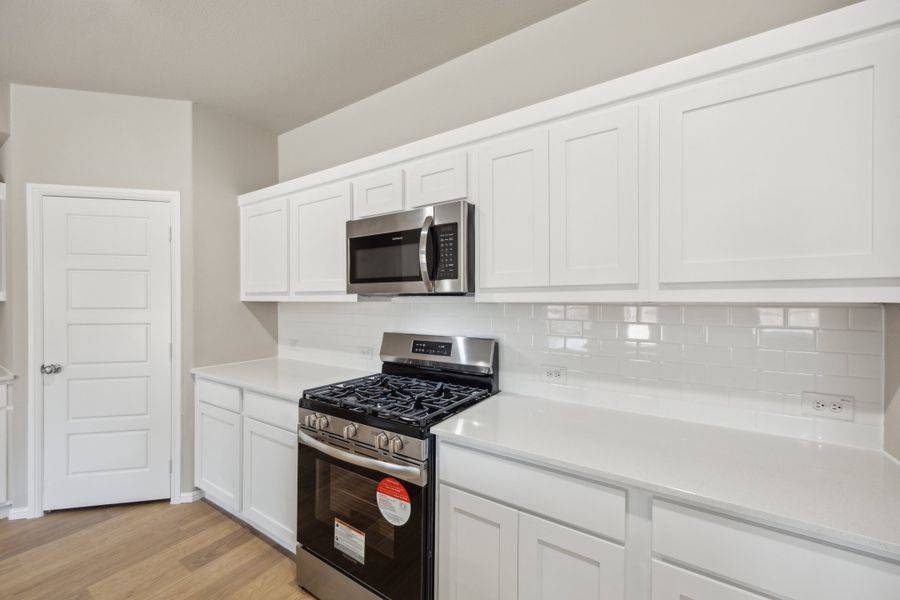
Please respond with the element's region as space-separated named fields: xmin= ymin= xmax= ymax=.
xmin=41 ymin=196 xmax=172 ymax=510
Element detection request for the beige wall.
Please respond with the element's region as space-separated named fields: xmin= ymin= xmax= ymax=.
xmin=885 ymin=306 xmax=900 ymax=460
xmin=192 ymin=104 xmax=278 ymax=369
xmin=2 ymin=85 xmax=194 ymax=507
xmin=278 ymin=0 xmax=858 ymax=180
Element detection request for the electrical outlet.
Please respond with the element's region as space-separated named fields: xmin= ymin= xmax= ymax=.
xmin=287 ymin=338 xmax=299 ymax=348
xmin=801 ymin=391 xmax=854 ymax=422
xmin=541 ymin=365 xmax=566 ymax=384
xmin=359 ymin=346 xmax=374 ymax=360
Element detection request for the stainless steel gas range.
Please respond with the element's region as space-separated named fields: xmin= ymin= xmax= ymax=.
xmin=295 ymin=332 xmax=499 ymax=600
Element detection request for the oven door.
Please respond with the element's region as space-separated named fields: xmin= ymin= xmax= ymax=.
xmin=297 ymin=434 xmax=427 ymax=600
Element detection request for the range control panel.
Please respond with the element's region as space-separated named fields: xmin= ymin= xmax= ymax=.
xmin=411 ymin=340 xmax=453 ymax=357
xmin=434 ymin=223 xmax=459 ymax=280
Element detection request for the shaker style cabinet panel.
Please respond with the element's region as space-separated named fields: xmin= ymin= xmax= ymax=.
xmin=195 ymin=400 xmax=242 ymax=513
xmin=518 ymin=513 xmax=625 ymax=600
xmin=438 ymin=485 xmax=518 ymax=600
xmin=478 ymin=129 xmax=550 ymax=289
xmin=242 ymin=417 xmax=298 ymax=551
xmin=405 ymin=151 xmax=469 ymax=208
xmin=289 ymin=183 xmax=352 ymax=293
xmin=240 ymin=197 xmax=289 ymax=296
xmin=652 ymin=561 xmax=767 ymax=600
xmin=352 ymin=168 xmax=404 ymax=218
xmin=549 ymin=105 xmax=640 ymax=286
xmin=658 ymin=31 xmax=900 ymax=284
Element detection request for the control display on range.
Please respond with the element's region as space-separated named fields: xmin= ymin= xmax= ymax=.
xmin=411 ymin=340 xmax=452 ymax=357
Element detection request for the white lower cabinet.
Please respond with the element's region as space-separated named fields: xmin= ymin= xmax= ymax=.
xmin=439 ymin=485 xmax=519 ymax=600
xmin=195 ymin=401 xmax=242 ymax=512
xmin=438 ymin=484 xmax=625 ymax=600
xmin=242 ymin=416 xmax=297 ymax=550
xmin=519 ymin=513 xmax=624 ymax=600
xmin=652 ymin=561 xmax=766 ymax=600
xmin=194 ymin=379 xmax=299 ymax=552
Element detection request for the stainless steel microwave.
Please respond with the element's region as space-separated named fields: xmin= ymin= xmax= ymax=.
xmin=346 ymin=200 xmax=475 ymax=295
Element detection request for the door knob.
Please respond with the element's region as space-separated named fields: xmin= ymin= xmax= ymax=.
xmin=40 ymin=364 xmax=62 ymax=375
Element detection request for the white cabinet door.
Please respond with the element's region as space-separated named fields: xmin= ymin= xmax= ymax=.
xmin=195 ymin=401 xmax=241 ymax=513
xmin=240 ymin=197 xmax=289 ymax=296
xmin=290 ymin=183 xmax=351 ymax=293
xmin=659 ymin=32 xmax=900 ymax=284
xmin=406 ymin=151 xmax=468 ymax=208
xmin=478 ymin=129 xmax=550 ymax=289
xmin=652 ymin=561 xmax=766 ymax=600
xmin=438 ymin=485 xmax=518 ymax=600
xmin=519 ymin=513 xmax=625 ymax=600
xmin=242 ymin=417 xmax=297 ymax=550
xmin=549 ymin=105 xmax=639 ymax=286
xmin=352 ymin=168 xmax=404 ymax=217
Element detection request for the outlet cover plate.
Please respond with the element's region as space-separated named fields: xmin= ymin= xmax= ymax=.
xmin=801 ymin=391 xmax=854 ymax=422
xmin=541 ymin=365 xmax=567 ymax=384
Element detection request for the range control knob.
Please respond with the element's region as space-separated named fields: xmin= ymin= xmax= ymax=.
xmin=375 ymin=432 xmax=390 ymax=450
xmin=304 ymin=413 xmax=318 ymax=428
xmin=342 ymin=424 xmax=358 ymax=440
xmin=315 ymin=415 xmax=330 ymax=430
xmin=388 ymin=436 xmax=404 ymax=454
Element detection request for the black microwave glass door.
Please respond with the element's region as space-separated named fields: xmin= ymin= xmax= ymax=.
xmin=297 ymin=443 xmax=424 ymax=600
xmin=348 ymin=228 xmax=434 ymax=284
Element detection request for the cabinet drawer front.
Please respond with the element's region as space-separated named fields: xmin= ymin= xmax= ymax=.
xmin=659 ymin=32 xmax=900 ymax=284
xmin=439 ymin=442 xmax=625 ymax=541
xmin=651 ymin=560 xmax=766 ymax=600
xmin=352 ymin=169 xmax=404 ymax=218
xmin=652 ymin=499 xmax=900 ymax=600
xmin=519 ymin=513 xmax=625 ymax=600
xmin=196 ymin=379 xmax=241 ymax=413
xmin=406 ymin=151 xmax=468 ymax=207
xmin=243 ymin=391 xmax=296 ymax=432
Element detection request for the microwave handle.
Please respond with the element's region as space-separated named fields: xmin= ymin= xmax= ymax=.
xmin=299 ymin=430 xmax=426 ymax=486
xmin=419 ymin=215 xmax=435 ymax=292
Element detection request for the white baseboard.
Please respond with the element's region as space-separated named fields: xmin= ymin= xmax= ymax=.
xmin=173 ymin=489 xmax=204 ymax=504
xmin=8 ymin=506 xmax=38 ymax=520
xmin=0 ymin=503 xmax=10 ymax=520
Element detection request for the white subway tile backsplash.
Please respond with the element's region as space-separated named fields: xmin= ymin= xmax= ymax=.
xmin=758 ymin=328 xmax=815 ymax=351
xmin=279 ymin=302 xmax=884 ymax=450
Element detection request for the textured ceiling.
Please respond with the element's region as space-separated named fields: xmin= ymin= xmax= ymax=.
xmin=0 ymin=0 xmax=586 ymax=132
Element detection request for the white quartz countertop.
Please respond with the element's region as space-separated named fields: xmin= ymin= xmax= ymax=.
xmin=191 ymin=357 xmax=370 ymax=401
xmin=432 ymin=392 xmax=900 ymax=561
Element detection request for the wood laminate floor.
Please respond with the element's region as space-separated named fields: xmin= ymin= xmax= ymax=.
xmin=0 ymin=499 xmax=315 ymax=599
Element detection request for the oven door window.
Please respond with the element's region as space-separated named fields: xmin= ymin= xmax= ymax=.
xmin=348 ymin=228 xmax=434 ymax=284
xmin=297 ymin=443 xmax=425 ymax=600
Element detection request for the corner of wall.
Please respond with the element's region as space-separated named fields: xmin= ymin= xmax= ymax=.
xmin=884 ymin=305 xmax=900 ymax=460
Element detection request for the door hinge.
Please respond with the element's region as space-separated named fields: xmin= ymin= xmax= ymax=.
xmin=169 ymin=459 xmax=173 ymax=474
xmin=168 ymin=227 xmax=172 ymax=242
xmin=169 ymin=342 xmax=173 ymax=359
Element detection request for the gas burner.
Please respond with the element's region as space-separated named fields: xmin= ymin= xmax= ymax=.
xmin=304 ymin=373 xmax=491 ymax=428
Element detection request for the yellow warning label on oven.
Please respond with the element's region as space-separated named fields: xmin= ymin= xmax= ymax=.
xmin=334 ymin=518 xmax=365 ymax=564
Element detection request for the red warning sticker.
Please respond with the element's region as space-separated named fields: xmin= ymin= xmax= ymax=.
xmin=376 ymin=477 xmax=412 ymax=526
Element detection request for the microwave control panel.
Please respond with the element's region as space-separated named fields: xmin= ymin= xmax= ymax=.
xmin=435 ymin=223 xmax=458 ymax=280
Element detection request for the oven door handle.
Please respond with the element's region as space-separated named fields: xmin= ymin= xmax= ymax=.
xmin=418 ymin=215 xmax=434 ymax=293
xmin=298 ymin=430 xmax=426 ymax=486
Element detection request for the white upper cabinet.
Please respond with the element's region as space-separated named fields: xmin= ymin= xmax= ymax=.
xmin=518 ymin=513 xmax=625 ymax=600
xmin=478 ymin=129 xmax=550 ymax=289
xmin=658 ymin=31 xmax=900 ymax=284
xmin=352 ymin=168 xmax=404 ymax=218
xmin=549 ymin=105 xmax=639 ymax=286
xmin=289 ymin=183 xmax=351 ymax=294
xmin=240 ymin=197 xmax=289 ymax=297
xmin=405 ymin=151 xmax=469 ymax=208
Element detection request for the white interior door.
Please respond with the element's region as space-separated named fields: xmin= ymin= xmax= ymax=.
xmin=42 ymin=195 xmax=173 ymax=510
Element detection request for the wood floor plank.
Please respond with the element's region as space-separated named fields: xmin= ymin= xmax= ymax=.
xmin=0 ymin=500 xmax=312 ymax=600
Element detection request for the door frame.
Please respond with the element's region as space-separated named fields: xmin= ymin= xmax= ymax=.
xmin=23 ymin=183 xmax=184 ymax=518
